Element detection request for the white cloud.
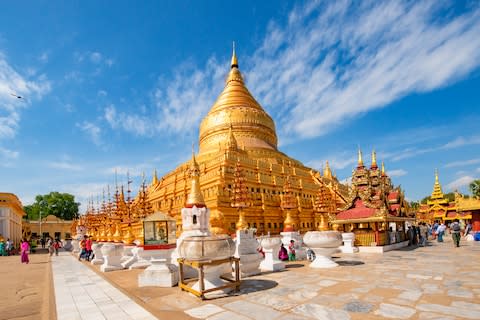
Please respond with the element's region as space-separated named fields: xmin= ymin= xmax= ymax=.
xmin=90 ymin=52 xmax=102 ymax=63
xmin=47 ymin=161 xmax=83 ymax=171
xmin=104 ymin=104 xmax=152 ymax=136
xmin=445 ymin=158 xmax=480 ymax=168
xmin=307 ymin=151 xmax=357 ymax=171
xmin=59 ymin=182 xmax=109 ymax=211
xmin=246 ymin=1 xmax=480 ymax=140
xmin=38 ymin=52 xmax=48 ymax=63
xmin=388 ymin=169 xmax=407 ymax=178
xmin=0 ymin=146 xmax=18 ymax=159
xmin=76 ymin=121 xmax=102 ymax=146
xmin=0 ymin=52 xmax=51 ymax=139
xmin=97 ymin=90 xmax=107 ymax=97
xmin=441 ymin=136 xmax=480 ymax=150
xmin=105 ymin=59 xmax=114 ymax=67
xmin=446 ymin=175 xmax=475 ymax=191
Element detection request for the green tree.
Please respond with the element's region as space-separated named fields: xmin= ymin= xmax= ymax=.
xmin=470 ymin=179 xmax=480 ymax=198
xmin=409 ymin=201 xmax=420 ymax=210
xmin=24 ymin=192 xmax=80 ymax=221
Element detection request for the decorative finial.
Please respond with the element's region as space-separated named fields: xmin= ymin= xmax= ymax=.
xmin=381 ymin=161 xmax=385 ymax=175
xmin=152 ymin=169 xmax=158 ymax=185
xmin=231 ymin=41 xmax=238 ymax=68
xmin=435 ymin=168 xmax=439 ymax=182
xmin=186 ymin=146 xmax=206 ymax=208
xmin=357 ymin=147 xmax=363 ymax=167
xmin=324 ymin=161 xmax=332 ymax=179
xmin=371 ymin=149 xmax=377 ymax=168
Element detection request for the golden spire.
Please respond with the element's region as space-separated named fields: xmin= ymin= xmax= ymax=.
xmin=186 ymin=149 xmax=206 ymax=208
xmin=357 ymin=148 xmax=364 ymax=167
xmin=431 ymin=169 xmax=444 ymax=200
xmin=231 ymin=41 xmax=238 ymax=68
xmin=381 ymin=161 xmax=386 ymax=176
xmin=152 ymin=169 xmax=158 ymax=185
xmin=323 ymin=161 xmax=333 ymax=179
xmin=226 ymin=123 xmax=237 ymax=150
xmin=371 ymin=149 xmax=377 ymax=168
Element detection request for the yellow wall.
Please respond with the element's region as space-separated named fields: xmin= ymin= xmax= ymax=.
xmin=0 ymin=193 xmax=25 ymax=246
xmin=24 ymin=214 xmax=73 ymax=240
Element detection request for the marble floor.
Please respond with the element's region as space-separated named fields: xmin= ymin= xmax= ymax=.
xmin=54 ymin=236 xmax=480 ymax=319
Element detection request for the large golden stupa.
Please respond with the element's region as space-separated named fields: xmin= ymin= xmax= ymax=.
xmin=147 ymin=48 xmax=347 ymax=235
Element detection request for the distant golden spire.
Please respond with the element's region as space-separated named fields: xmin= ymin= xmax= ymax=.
xmin=357 ymin=148 xmax=364 ymax=167
xmin=381 ymin=161 xmax=386 ymax=176
xmin=186 ymin=150 xmax=206 ymax=208
xmin=152 ymin=169 xmax=158 ymax=185
xmin=323 ymin=161 xmax=333 ymax=179
xmin=371 ymin=149 xmax=377 ymax=168
xmin=431 ymin=169 xmax=444 ymax=200
xmin=231 ymin=41 xmax=238 ymax=68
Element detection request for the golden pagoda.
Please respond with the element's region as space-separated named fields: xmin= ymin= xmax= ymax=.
xmin=417 ymin=170 xmax=480 ymax=228
xmin=147 ymin=47 xmax=347 ymax=235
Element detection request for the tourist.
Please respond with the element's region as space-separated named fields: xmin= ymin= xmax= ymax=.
xmin=85 ymin=236 xmax=93 ymax=261
xmin=278 ymin=243 xmax=288 ymax=261
xmin=464 ymin=222 xmax=472 ymax=237
xmin=307 ymin=248 xmax=316 ymax=261
xmin=436 ymin=223 xmax=446 ymax=242
xmin=20 ymin=238 xmax=30 ymax=264
xmin=47 ymin=237 xmax=54 ymax=256
xmin=432 ymin=221 xmax=439 ymax=240
xmin=78 ymin=235 xmax=87 ymax=261
xmin=451 ymin=219 xmax=461 ymax=247
xmin=53 ymin=239 xmax=61 ymax=256
xmin=6 ymin=238 xmax=13 ymax=256
xmin=288 ymin=239 xmax=296 ymax=261
xmin=419 ymin=223 xmax=428 ymax=247
xmin=40 ymin=238 xmax=45 ymax=249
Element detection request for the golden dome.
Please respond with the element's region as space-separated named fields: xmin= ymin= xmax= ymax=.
xmin=198 ymin=48 xmax=278 ymax=155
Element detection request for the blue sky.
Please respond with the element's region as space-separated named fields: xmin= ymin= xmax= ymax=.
xmin=1 ymin=0 xmax=479 ymax=210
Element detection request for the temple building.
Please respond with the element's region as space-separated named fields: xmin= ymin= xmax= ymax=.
xmin=330 ymin=150 xmax=414 ymax=246
xmin=417 ymin=171 xmax=480 ymax=231
xmin=0 ymin=192 xmax=25 ymax=246
xmin=147 ymin=49 xmax=347 ymax=236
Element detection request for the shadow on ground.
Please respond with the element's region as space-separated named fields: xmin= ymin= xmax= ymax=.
xmin=285 ymin=263 xmax=305 ymax=269
xmin=336 ymin=260 xmax=365 ymax=266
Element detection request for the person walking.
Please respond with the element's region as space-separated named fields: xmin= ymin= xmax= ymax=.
xmin=78 ymin=235 xmax=87 ymax=261
xmin=288 ymin=239 xmax=296 ymax=261
xmin=53 ymin=239 xmax=61 ymax=256
xmin=419 ymin=223 xmax=428 ymax=247
xmin=85 ymin=236 xmax=92 ymax=261
xmin=451 ymin=219 xmax=461 ymax=247
xmin=437 ymin=223 xmax=446 ymax=242
xmin=6 ymin=238 xmax=13 ymax=256
xmin=20 ymin=238 xmax=30 ymax=264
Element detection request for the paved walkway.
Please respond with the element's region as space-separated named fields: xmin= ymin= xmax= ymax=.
xmin=51 ymin=252 xmax=157 ymax=320
xmin=52 ymin=237 xmax=480 ymax=320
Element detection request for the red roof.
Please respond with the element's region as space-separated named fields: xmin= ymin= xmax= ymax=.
xmin=388 ymin=192 xmax=398 ymax=200
xmin=336 ymin=199 xmax=376 ymax=220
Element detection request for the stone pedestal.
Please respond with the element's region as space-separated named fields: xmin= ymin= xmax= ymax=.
xmin=340 ymin=232 xmax=359 ymax=253
xmin=129 ymin=247 xmax=175 ymax=270
xmin=100 ymin=243 xmax=124 ymax=272
xmin=62 ymin=239 xmax=73 ymax=251
xmin=280 ymin=231 xmax=307 ymax=260
xmin=303 ymin=231 xmax=342 ymax=269
xmin=259 ymin=237 xmax=285 ymax=272
xmin=138 ymin=258 xmax=178 ymax=287
xmin=121 ymin=245 xmax=135 ymax=262
xmin=234 ymin=230 xmax=262 ymax=278
xmin=91 ymin=243 xmax=104 ymax=265
xmin=191 ymin=264 xmax=232 ymax=298
xmin=72 ymin=240 xmax=80 ymax=253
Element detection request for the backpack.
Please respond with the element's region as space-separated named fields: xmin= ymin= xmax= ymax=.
xmin=452 ymin=224 xmax=461 ymax=232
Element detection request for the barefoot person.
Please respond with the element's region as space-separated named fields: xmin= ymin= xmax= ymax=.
xmin=20 ymin=238 xmax=30 ymax=264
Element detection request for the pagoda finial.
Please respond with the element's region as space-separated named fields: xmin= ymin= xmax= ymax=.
xmin=431 ymin=169 xmax=444 ymax=200
xmin=324 ymin=161 xmax=332 ymax=179
xmin=231 ymin=41 xmax=238 ymax=68
xmin=186 ymin=146 xmax=206 ymax=208
xmin=371 ymin=149 xmax=377 ymax=168
xmin=381 ymin=161 xmax=386 ymax=176
xmin=152 ymin=169 xmax=158 ymax=185
xmin=357 ymin=147 xmax=364 ymax=167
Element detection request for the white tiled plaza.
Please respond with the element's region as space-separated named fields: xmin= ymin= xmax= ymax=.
xmin=51 ymin=252 xmax=157 ymax=320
